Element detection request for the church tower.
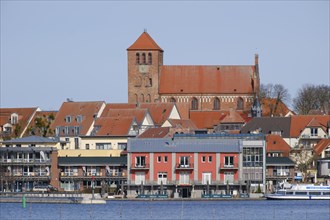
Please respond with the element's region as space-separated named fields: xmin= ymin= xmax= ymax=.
xmin=127 ymin=31 xmax=163 ymax=104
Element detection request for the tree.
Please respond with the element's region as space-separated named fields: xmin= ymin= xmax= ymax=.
xmin=293 ymin=84 xmax=330 ymax=115
xmin=260 ymin=83 xmax=291 ymax=116
xmin=28 ymin=113 xmax=55 ymax=137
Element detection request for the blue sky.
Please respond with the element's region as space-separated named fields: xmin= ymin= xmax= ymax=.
xmin=1 ymin=1 xmax=329 ymax=110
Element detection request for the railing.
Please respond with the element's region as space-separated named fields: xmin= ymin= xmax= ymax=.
xmin=130 ymin=163 xmax=150 ymax=170
xmin=300 ymin=134 xmax=323 ymax=139
xmin=266 ymin=172 xmax=294 ymax=178
xmin=0 ymin=159 xmax=51 ymax=164
xmin=175 ymin=163 xmax=194 ymax=170
xmin=219 ymin=163 xmax=238 ymax=169
xmin=125 ymin=180 xmax=241 ymax=186
xmin=3 ymin=172 xmax=49 ymax=177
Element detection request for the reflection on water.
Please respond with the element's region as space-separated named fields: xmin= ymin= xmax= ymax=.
xmin=1 ymin=200 xmax=330 ymax=220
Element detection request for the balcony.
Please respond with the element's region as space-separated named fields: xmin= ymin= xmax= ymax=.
xmin=0 ymin=158 xmax=51 ymax=165
xmin=300 ymin=134 xmax=323 ymax=139
xmin=175 ymin=163 xmax=194 ymax=170
xmin=219 ymin=163 xmax=238 ymax=170
xmin=130 ymin=163 xmax=150 ymax=170
xmin=266 ymin=172 xmax=294 ymax=179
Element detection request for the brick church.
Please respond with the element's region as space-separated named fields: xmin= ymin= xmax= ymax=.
xmin=127 ymin=31 xmax=260 ymax=119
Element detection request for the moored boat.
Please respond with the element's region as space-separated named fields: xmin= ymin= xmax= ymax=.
xmin=266 ymin=183 xmax=330 ymax=200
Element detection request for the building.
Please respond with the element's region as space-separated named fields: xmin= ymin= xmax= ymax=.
xmin=126 ymin=134 xmax=265 ymax=198
xmin=127 ymin=31 xmax=260 ymax=119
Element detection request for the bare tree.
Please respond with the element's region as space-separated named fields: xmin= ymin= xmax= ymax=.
xmin=260 ymin=83 xmax=291 ymax=116
xmin=293 ymin=84 xmax=330 ymax=115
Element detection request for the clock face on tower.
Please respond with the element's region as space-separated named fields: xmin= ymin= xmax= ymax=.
xmin=139 ymin=65 xmax=148 ymax=73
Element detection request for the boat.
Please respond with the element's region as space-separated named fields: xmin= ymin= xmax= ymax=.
xmin=266 ymin=182 xmax=330 ymax=200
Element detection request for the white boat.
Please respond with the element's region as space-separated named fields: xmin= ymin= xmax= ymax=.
xmin=266 ymin=183 xmax=330 ymax=200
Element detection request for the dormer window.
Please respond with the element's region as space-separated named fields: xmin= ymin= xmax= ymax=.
xmin=311 ymin=128 xmax=318 ymax=137
xmin=65 ymin=116 xmax=72 ymax=123
xmin=148 ymin=53 xmax=152 ymax=65
xmin=11 ymin=113 xmax=18 ymax=125
xmin=76 ymin=115 xmax=83 ymax=123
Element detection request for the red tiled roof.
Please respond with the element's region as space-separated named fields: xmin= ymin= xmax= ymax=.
xmin=314 ymin=139 xmax=330 ymax=156
xmin=28 ymin=111 xmax=57 ymax=136
xmin=261 ymin=98 xmax=294 ymax=117
xmin=159 ymin=65 xmax=255 ymax=94
xmin=101 ymin=108 xmax=148 ymax=125
xmin=166 ymin=119 xmax=198 ymax=130
xmin=306 ymin=118 xmax=322 ymax=127
xmin=105 ymin=103 xmax=137 ymax=110
xmin=140 ymin=103 xmax=175 ymax=126
xmin=127 ymin=32 xmax=163 ymax=51
xmin=266 ymin=134 xmax=291 ymax=157
xmin=290 ymin=115 xmax=330 ymax=137
xmin=138 ymin=127 xmax=170 ymax=138
xmin=220 ymin=109 xmax=245 ymax=124
xmin=0 ymin=108 xmax=38 ymax=136
xmin=50 ymin=101 xmax=105 ymax=135
xmin=94 ymin=117 xmax=135 ymax=136
xmin=174 ymin=103 xmax=190 ymax=120
xmin=190 ymin=111 xmax=228 ymax=129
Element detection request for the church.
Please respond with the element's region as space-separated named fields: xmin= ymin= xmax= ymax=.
xmin=127 ymin=31 xmax=260 ymax=119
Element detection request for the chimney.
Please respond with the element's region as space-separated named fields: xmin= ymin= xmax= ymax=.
xmin=255 ymin=54 xmax=259 ymax=65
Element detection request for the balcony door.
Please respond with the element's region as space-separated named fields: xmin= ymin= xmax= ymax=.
xmin=180 ymin=156 xmax=189 ymax=167
xmin=135 ymin=172 xmax=145 ymax=185
xmin=202 ymin=172 xmax=212 ymax=185
xmin=224 ymin=172 xmax=234 ymax=184
xmin=158 ymin=172 xmax=168 ymax=185
xmin=136 ymin=156 xmax=146 ymax=167
xmin=179 ymin=171 xmax=190 ymax=184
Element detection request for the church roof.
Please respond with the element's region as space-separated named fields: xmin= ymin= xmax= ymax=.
xmin=127 ymin=31 xmax=163 ymax=51
xmin=159 ymin=65 xmax=255 ymax=94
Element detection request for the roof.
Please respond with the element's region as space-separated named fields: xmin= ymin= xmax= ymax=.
xmin=138 ymin=127 xmax=170 ymax=138
xmin=190 ymin=111 xmax=228 ymax=129
xmin=93 ymin=117 xmax=136 ymax=136
xmin=261 ymin=98 xmax=294 ymax=117
xmin=101 ymin=108 xmax=148 ymax=125
xmin=105 ymin=103 xmax=137 ymax=109
xmin=127 ymin=31 xmax=163 ymax=51
xmin=159 ymin=65 xmax=255 ymax=94
xmin=240 ymin=117 xmax=291 ymax=138
xmin=266 ymin=135 xmax=291 ymax=157
xmin=140 ymin=103 xmax=176 ymax=126
xmin=1 ymin=135 xmax=59 ymax=144
xmin=266 ymin=157 xmax=295 ymax=166
xmin=166 ymin=119 xmax=198 ymax=130
xmin=50 ymin=101 xmax=105 ymax=136
xmin=58 ymin=156 xmax=127 ymax=166
xmin=290 ymin=115 xmax=330 ymax=137
xmin=128 ymin=138 xmax=241 ymax=153
xmin=28 ymin=111 xmax=57 ymax=136
xmin=314 ymin=139 xmax=330 ymax=155
xmin=220 ymin=109 xmax=246 ymax=124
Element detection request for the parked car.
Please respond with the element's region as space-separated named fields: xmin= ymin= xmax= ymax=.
xmin=33 ymin=185 xmax=58 ymax=192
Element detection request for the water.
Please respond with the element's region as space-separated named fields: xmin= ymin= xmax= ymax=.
xmin=1 ymin=200 xmax=330 ymax=220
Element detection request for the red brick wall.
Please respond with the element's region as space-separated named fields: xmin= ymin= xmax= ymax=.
xmin=50 ymin=150 xmax=59 ymax=188
xmin=198 ymin=153 xmax=217 ymax=181
xmin=153 ymin=153 xmax=172 ymax=182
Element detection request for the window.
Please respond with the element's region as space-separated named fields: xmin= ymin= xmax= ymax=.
xmin=64 ymin=127 xmax=69 ymax=135
xmin=146 ymin=94 xmax=151 ymax=103
xmin=74 ymin=138 xmax=79 ymax=149
xmin=74 ymin=126 xmax=80 ymax=135
xmin=213 ymin=98 xmax=220 ymax=110
xmin=65 ymin=116 xmax=72 ymax=123
xmin=208 ymin=156 xmax=212 ymax=162
xmin=311 ymin=128 xmax=318 ymax=136
xmin=11 ymin=113 xmax=18 ymax=124
xmin=158 ymin=172 xmax=167 ymax=185
xmin=202 ymin=172 xmax=212 ymax=185
xmin=85 ymin=144 xmax=90 ymax=150
xmin=170 ymin=97 xmax=176 ymax=103
xmin=157 ymin=156 xmax=161 ymax=163
xmin=202 ymin=156 xmax=206 ymax=163
xmin=191 ymin=98 xmax=198 ymax=110
xmin=164 ymin=156 xmax=168 ymax=163
xmin=142 ymin=53 xmax=146 ymax=64
xmin=136 ymin=156 xmax=146 ymax=167
xmin=148 ymin=53 xmax=152 ymax=65
xmin=237 ymin=97 xmax=244 ymax=110
xmin=136 ymin=53 xmax=140 ymax=64
xmin=76 ymin=115 xmax=83 ymax=123
xmin=118 ymin=143 xmax=127 ymax=150
xmin=179 ymin=156 xmax=190 ymax=167
xmin=96 ymin=143 xmax=112 ymax=150
xmin=55 ymin=127 xmax=60 ymax=136
xmin=135 ymin=172 xmax=145 ymax=185
xmin=141 ymin=94 xmax=144 ymax=102
xmin=224 ymin=156 xmax=234 ymax=167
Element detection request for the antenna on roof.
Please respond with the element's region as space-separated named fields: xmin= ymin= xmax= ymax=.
xmin=66 ymin=98 xmax=73 ymax=102
xmin=144 ymin=28 xmax=147 ymax=33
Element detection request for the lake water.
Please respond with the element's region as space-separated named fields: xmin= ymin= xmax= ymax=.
xmin=1 ymin=200 xmax=330 ymax=220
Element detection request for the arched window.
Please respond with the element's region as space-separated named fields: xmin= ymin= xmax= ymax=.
xmin=170 ymin=97 xmax=176 ymax=103
xmin=135 ymin=94 xmax=138 ymax=103
xmin=147 ymin=94 xmax=151 ymax=103
xmin=142 ymin=53 xmax=146 ymax=64
xmin=191 ymin=97 xmax=198 ymax=110
xmin=148 ymin=53 xmax=152 ymax=65
xmin=141 ymin=94 xmax=145 ymax=103
xmin=237 ymin=97 xmax=244 ymax=110
xmin=213 ymin=97 xmax=220 ymax=110
xmin=136 ymin=53 xmax=140 ymax=65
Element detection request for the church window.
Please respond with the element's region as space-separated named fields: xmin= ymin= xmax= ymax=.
xmin=237 ymin=97 xmax=244 ymax=110
xmin=148 ymin=53 xmax=152 ymax=65
xmin=213 ymin=97 xmax=220 ymax=110
xmin=142 ymin=53 xmax=146 ymax=64
xmin=136 ymin=53 xmax=140 ymax=64
xmin=170 ymin=97 xmax=176 ymax=103
xmin=191 ymin=98 xmax=198 ymax=110
xmin=147 ymin=94 xmax=151 ymax=103
xmin=141 ymin=94 xmax=145 ymax=102
xmin=135 ymin=94 xmax=138 ymax=103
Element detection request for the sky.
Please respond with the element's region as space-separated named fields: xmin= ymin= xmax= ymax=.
xmin=1 ymin=1 xmax=329 ymax=110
